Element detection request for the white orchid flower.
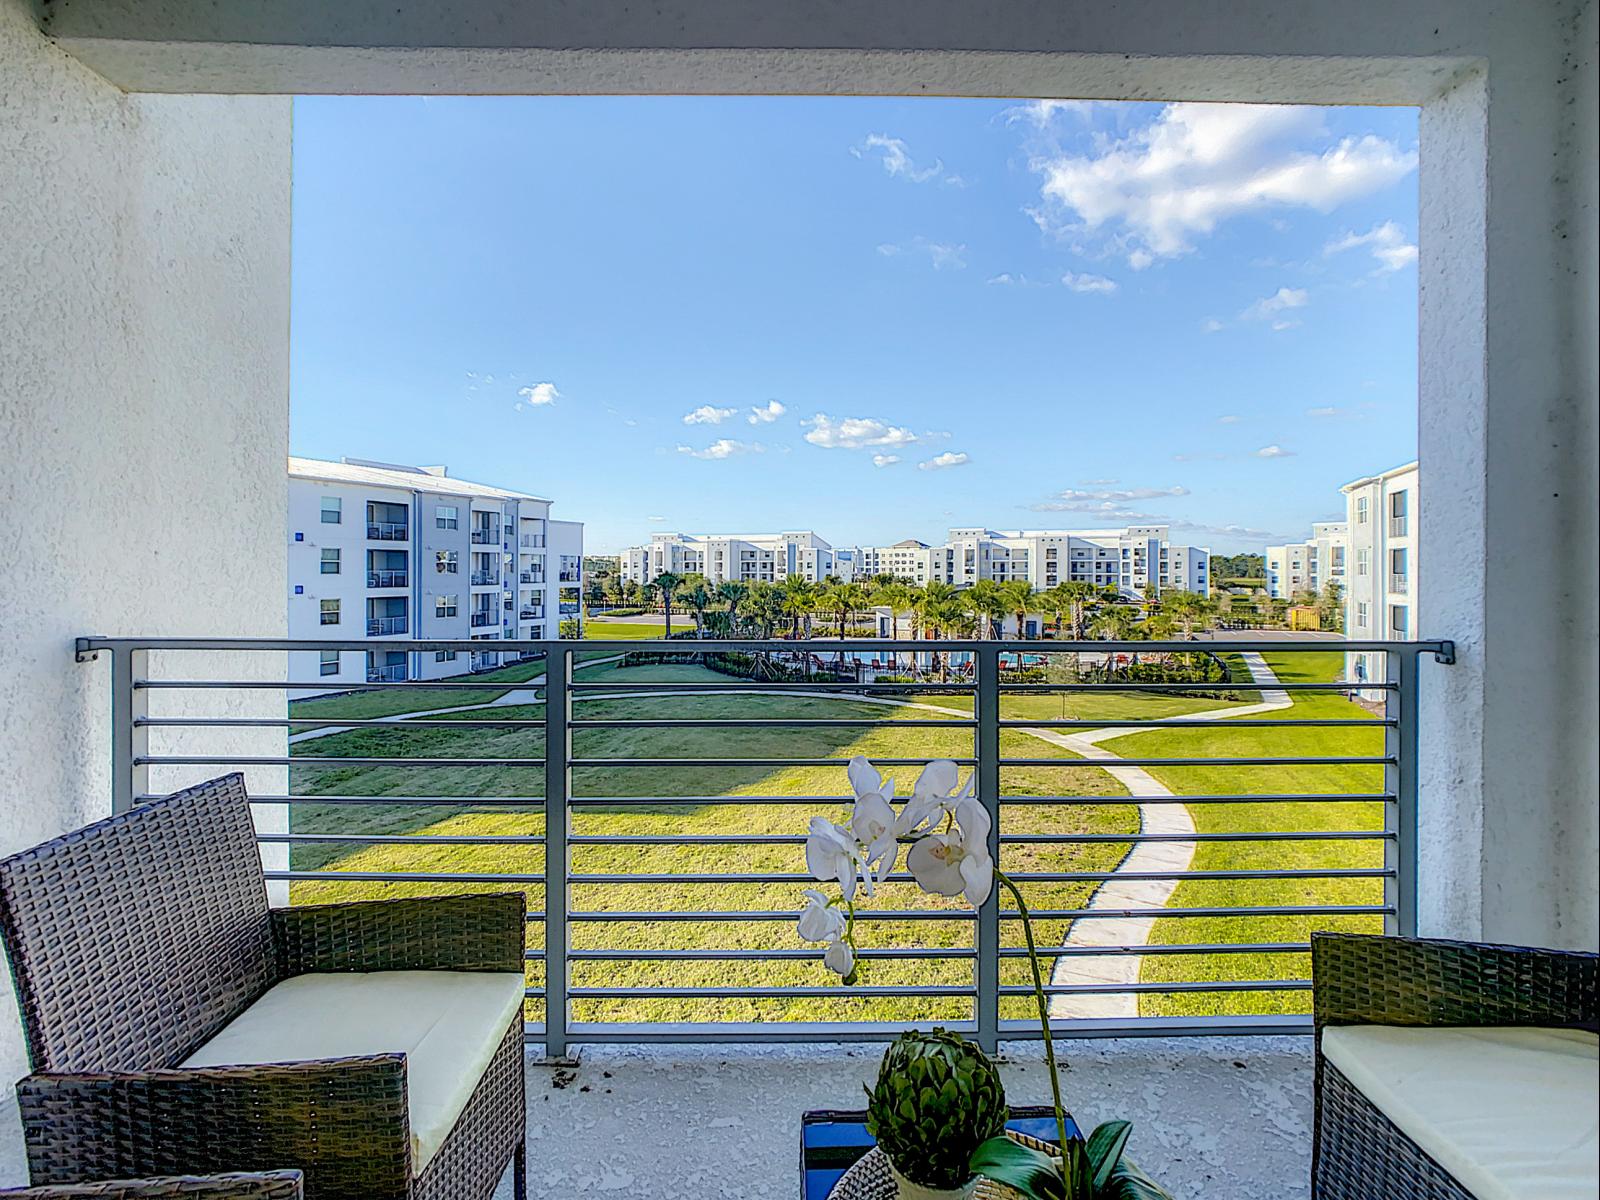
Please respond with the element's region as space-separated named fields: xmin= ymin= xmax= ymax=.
xmin=805 ymin=816 xmax=868 ymax=900
xmin=896 ymin=759 xmax=972 ymax=837
xmin=823 ymin=937 xmax=856 ymax=979
xmin=796 ymin=889 xmax=848 ymax=944
xmin=906 ymin=795 xmax=994 ymax=907
xmin=843 ymin=754 xmax=900 ymax=888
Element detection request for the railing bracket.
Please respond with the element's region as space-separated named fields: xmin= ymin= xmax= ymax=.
xmin=1432 ymin=640 xmax=1457 ymax=665
xmin=74 ymin=637 xmax=102 ymax=663
xmin=535 ymin=1054 xmax=582 ymax=1069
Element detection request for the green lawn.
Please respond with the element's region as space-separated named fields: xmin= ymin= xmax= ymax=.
xmin=288 ymin=659 xmax=1142 ymax=1026
xmin=289 ymin=657 xmax=552 ymax=722
xmin=1099 ymin=650 xmax=1386 ymax=1017
xmin=582 ymin=620 xmax=671 ymax=640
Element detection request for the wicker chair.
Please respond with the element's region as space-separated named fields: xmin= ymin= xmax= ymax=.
xmin=1311 ymin=932 xmax=1598 ymax=1199
xmin=0 ymin=1173 xmax=304 ymax=1198
xmin=0 ymin=775 xmax=528 ymax=1200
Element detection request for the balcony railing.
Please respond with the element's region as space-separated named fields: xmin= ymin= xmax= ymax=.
xmin=471 ymin=572 xmax=499 ymax=587
xmin=77 ymin=635 xmax=1453 ymax=1060
xmin=520 ymin=609 xmax=543 ymax=621
xmin=1387 ymin=516 xmax=1410 ymax=537
xmin=366 ymin=664 xmax=407 ymax=683
xmin=366 ymin=522 xmax=408 ymax=541
xmin=520 ymin=572 xmax=543 ymax=585
xmin=365 ymin=616 xmax=407 ymax=636
xmin=470 ymin=529 xmax=498 ymax=544
xmin=558 ymin=570 xmax=581 ymax=582
xmin=1389 ymin=574 xmax=1410 ymax=595
xmin=469 ymin=612 xmax=496 ymax=627
xmin=366 ymin=570 xmax=408 ymax=589
xmin=521 ymin=535 xmax=545 ymax=548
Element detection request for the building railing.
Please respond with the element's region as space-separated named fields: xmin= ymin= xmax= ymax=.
xmin=520 ymin=609 xmax=544 ymax=621
xmin=558 ymin=571 xmax=581 ymax=582
xmin=471 ymin=572 xmax=499 ymax=587
xmin=1389 ymin=574 xmax=1410 ymax=595
xmin=470 ymin=529 xmax=498 ymax=544
xmin=520 ymin=572 xmax=543 ymax=585
xmin=366 ymin=522 xmax=408 ymax=541
xmin=469 ymin=612 xmax=496 ymax=628
xmin=76 ymin=635 xmax=1453 ymax=1059
xmin=366 ymin=570 xmax=408 ymax=589
xmin=1387 ymin=517 xmax=1410 ymax=537
xmin=365 ymin=616 xmax=407 ymax=636
xmin=366 ymin=664 xmax=407 ymax=683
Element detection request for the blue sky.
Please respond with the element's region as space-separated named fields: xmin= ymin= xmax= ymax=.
xmin=290 ymin=96 xmax=1419 ymax=555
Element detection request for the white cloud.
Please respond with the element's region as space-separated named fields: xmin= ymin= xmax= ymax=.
xmin=918 ymin=451 xmax=971 ymax=471
xmin=1030 ymin=484 xmax=1190 ymax=513
xmin=1307 ymin=405 xmax=1343 ymax=417
xmin=1167 ymin=519 xmax=1288 ymax=543
xmin=1242 ymin=287 xmax=1309 ymax=321
xmin=1325 ymin=220 xmax=1418 ymax=273
xmin=878 ymin=237 xmax=967 ymax=270
xmin=1217 ymin=414 xmax=1242 ymax=424
xmin=803 ymin=414 xmax=920 ymax=450
xmin=1256 ymin=444 xmax=1296 ymax=458
xmin=682 ymin=404 xmax=737 ymax=425
xmin=1061 ymin=271 xmax=1118 ymax=294
xmin=1270 ymin=319 xmax=1301 ymax=332
xmin=1203 ymin=318 xmax=1226 ymax=333
xmin=517 ymin=382 xmax=559 ymax=407
xmin=677 ymin=439 xmax=763 ymax=461
xmin=1080 ymin=477 xmax=1120 ymax=485
xmin=1026 ymin=103 xmax=1417 ymax=265
xmin=747 ymin=400 xmax=786 ymax=425
xmin=872 ymin=454 xmax=901 ymax=468
xmin=1002 ymin=99 xmax=1098 ymax=127
xmin=988 ymin=273 xmax=1018 ymax=285
xmin=852 ymin=134 xmax=944 ymax=183
xmin=648 ymin=515 xmax=666 ymax=522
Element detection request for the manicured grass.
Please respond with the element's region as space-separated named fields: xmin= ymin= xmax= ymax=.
xmin=287 ymin=659 xmax=1142 ymax=1026
xmin=288 ymin=658 xmax=552 ymax=722
xmin=1101 ymin=649 xmax=1386 ymax=1017
xmin=582 ymin=620 xmax=672 ymax=640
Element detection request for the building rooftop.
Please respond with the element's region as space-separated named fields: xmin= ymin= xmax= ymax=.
xmin=288 ymin=455 xmax=549 ymax=503
xmin=1340 ymin=460 xmax=1420 ymax=493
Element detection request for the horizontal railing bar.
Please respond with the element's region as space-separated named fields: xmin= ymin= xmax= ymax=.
xmin=567 ymin=909 xmax=974 ymax=922
xmin=265 ymin=870 xmax=544 ymax=883
xmin=570 ymin=717 xmax=977 ymax=729
xmin=239 ymin=795 xmax=546 ymax=806
xmin=569 ymin=985 xmax=976 ymax=999
xmin=135 ymin=675 xmax=1387 ymax=693
xmin=998 ymin=755 xmax=1395 ymax=767
xmin=224 ymin=791 xmax=1395 ymax=809
xmin=998 ymin=979 xmax=1312 ymax=996
xmin=569 ymin=947 xmax=976 ymax=961
xmin=996 ymin=793 xmax=1395 ymax=806
xmin=565 ymin=756 xmax=978 ymax=768
xmin=1001 ymin=941 xmax=1309 ymax=958
xmin=564 ymin=830 xmax=1390 ymax=847
xmin=982 ymin=681 xmax=1390 ymax=692
xmin=560 ymin=903 xmax=1391 ymax=922
xmin=81 ymin=635 xmax=1446 ymax=654
xmin=257 ymin=832 xmax=545 ymax=845
xmin=998 ymin=717 xmax=1393 ymax=729
xmin=1001 ymin=904 xmax=1392 ymax=920
xmin=142 ymin=756 xmax=546 ymax=767
xmin=550 ymin=1014 xmax=1313 ymax=1043
xmin=566 ymin=868 xmax=1391 ymax=885
xmin=565 ymin=681 xmax=978 ymax=693
xmin=147 ymin=717 xmax=549 ymax=729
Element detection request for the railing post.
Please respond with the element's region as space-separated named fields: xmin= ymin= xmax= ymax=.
xmin=542 ymin=642 xmax=573 ymax=1062
xmin=1386 ymin=649 xmax=1418 ymax=936
xmin=111 ymin=647 xmax=149 ymax=815
xmin=974 ymin=643 xmax=1002 ymax=1054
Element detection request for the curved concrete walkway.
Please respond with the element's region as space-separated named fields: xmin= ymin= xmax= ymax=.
xmin=1046 ymin=651 xmax=1291 ymax=1018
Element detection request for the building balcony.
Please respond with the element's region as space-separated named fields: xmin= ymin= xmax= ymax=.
xmin=521 ymin=535 xmax=545 ymax=548
xmin=365 ymin=663 xmax=407 ymax=683
xmin=366 ymin=521 xmax=408 ymax=541
xmin=470 ymin=528 xmax=499 ymax=544
xmin=471 ymin=572 xmax=500 ymax=587
xmin=520 ymin=571 xmax=543 ymax=585
xmin=470 ymin=611 xmax=496 ymax=627
xmin=1387 ymin=517 xmax=1410 ymax=538
xmin=519 ymin=609 xmax=543 ymax=621
xmin=1390 ymin=574 xmax=1411 ymax=595
xmin=558 ymin=570 xmax=581 ymax=582
xmin=366 ymin=615 xmax=408 ymax=636
xmin=366 ymin=570 xmax=408 ymax=589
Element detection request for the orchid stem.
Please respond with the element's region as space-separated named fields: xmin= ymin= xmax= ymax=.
xmin=994 ymin=868 xmax=1070 ymax=1191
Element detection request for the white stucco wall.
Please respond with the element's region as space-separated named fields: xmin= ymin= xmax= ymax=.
xmin=0 ymin=0 xmax=292 ymax=1112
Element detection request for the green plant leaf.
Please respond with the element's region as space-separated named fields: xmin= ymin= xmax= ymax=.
xmin=1100 ymin=1155 xmax=1174 ymax=1200
xmin=969 ymin=1137 xmax=1068 ymax=1200
xmin=1085 ymin=1120 xmax=1133 ymax=1191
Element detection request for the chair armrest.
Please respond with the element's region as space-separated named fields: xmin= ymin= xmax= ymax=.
xmin=271 ymin=891 xmax=526 ymax=975
xmin=0 ymin=1173 xmax=304 ymax=1198
xmin=1312 ymin=932 xmax=1599 ymax=1033
xmin=15 ymin=1059 xmax=410 ymax=1197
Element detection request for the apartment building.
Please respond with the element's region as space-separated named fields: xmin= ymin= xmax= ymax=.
xmin=288 ymin=457 xmax=583 ymax=689
xmin=847 ymin=540 xmax=954 ymax=585
xmin=1342 ymin=461 xmax=1419 ymax=688
xmin=619 ymin=530 xmax=847 ymax=586
xmin=1266 ymin=521 xmax=1349 ymax=599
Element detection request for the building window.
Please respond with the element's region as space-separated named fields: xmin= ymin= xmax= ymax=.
xmin=435 ymin=649 xmax=458 ymax=662
xmin=1356 ymin=548 xmax=1370 ymax=576
xmin=1355 ymin=496 xmax=1369 ymax=524
xmin=1356 ymin=602 xmax=1369 ymax=629
xmin=436 ymin=594 xmax=459 ymax=618
xmin=320 ymin=547 xmax=340 ymax=574
xmin=319 ymin=598 xmax=340 ymax=626
xmin=437 ymin=505 xmax=459 ymax=530
xmin=320 ymin=497 xmax=341 ymax=524
xmin=1390 ymin=604 xmax=1409 ymax=637
xmin=436 ymin=549 xmax=459 ymax=574
xmin=319 ymin=649 xmax=340 ymax=676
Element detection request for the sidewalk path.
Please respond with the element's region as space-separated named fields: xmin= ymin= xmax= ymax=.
xmin=1045 ymin=651 xmax=1290 ymax=1019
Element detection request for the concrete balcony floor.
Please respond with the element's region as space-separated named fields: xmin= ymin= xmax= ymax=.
xmin=1 ymin=1036 xmax=1313 ymax=1197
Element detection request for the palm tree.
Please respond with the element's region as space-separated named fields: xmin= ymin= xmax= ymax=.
xmin=1054 ymin=581 xmax=1098 ymax=640
xmin=965 ymin=579 xmax=1008 ymax=639
xmin=999 ymin=579 xmax=1037 ymax=640
xmin=680 ymin=574 xmax=713 ymax=638
xmin=652 ymin=571 xmax=682 ymax=638
xmin=715 ymin=580 xmax=747 ymax=633
xmin=781 ymin=575 xmax=817 ymax=639
xmin=830 ymin=582 xmax=870 ymax=638
xmin=914 ymin=582 xmax=961 ymax=679
xmin=1161 ymin=589 xmax=1214 ymax=640
xmin=1089 ymin=604 xmax=1142 ymax=675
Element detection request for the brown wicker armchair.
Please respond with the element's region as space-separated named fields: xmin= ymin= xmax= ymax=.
xmin=0 ymin=1173 xmax=304 ymax=1198
xmin=0 ymin=775 xmax=528 ymax=1200
xmin=1311 ymin=932 xmax=1598 ymax=1200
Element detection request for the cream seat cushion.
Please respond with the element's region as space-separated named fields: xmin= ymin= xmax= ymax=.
xmin=1322 ymin=1024 xmax=1599 ymax=1200
xmin=182 ymin=970 xmax=525 ymax=1174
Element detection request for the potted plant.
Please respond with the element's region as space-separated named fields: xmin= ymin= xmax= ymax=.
xmin=798 ymin=757 xmax=1173 ymax=1200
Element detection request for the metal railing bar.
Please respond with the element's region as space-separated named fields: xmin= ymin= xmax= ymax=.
xmin=264 ymin=870 xmax=544 ymax=883
xmin=566 ymin=867 xmax=1391 ymax=885
xmin=564 ymin=682 xmax=979 ymax=693
xmin=998 ymin=755 xmax=1395 ymax=767
xmin=150 ymin=717 xmax=549 ymax=729
xmin=557 ymin=1021 xmax=979 ymax=1045
xmin=1001 ymin=941 xmax=1309 ymax=958
xmin=999 ymin=830 xmax=1391 ymax=844
xmin=996 ymin=717 xmax=1392 ymax=729
xmin=569 ymin=986 xmax=976 ymax=999
xmin=996 ymin=793 xmax=1395 ymax=806
xmin=568 ymin=947 xmax=976 ymax=961
xmin=569 ymin=718 xmax=977 ymax=729
xmin=565 ymin=756 xmax=979 ymax=769
xmin=998 ymin=980 xmax=1312 ymax=996
xmin=1000 ymin=904 xmax=1392 ymax=920
xmin=142 ymin=756 xmax=547 ymax=767
xmin=257 ymin=833 xmax=544 ymax=846
xmin=239 ymin=795 xmax=545 ymax=806
xmin=567 ymin=909 xmax=975 ymax=923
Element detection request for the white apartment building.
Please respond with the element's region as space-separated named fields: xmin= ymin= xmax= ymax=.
xmin=620 ymin=530 xmax=847 ymax=586
xmin=288 ymin=457 xmax=583 ymax=689
xmin=1342 ymin=461 xmax=1420 ymax=688
xmin=1266 ymin=521 xmax=1350 ymax=600
xmin=850 ymin=527 xmax=1208 ymax=598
